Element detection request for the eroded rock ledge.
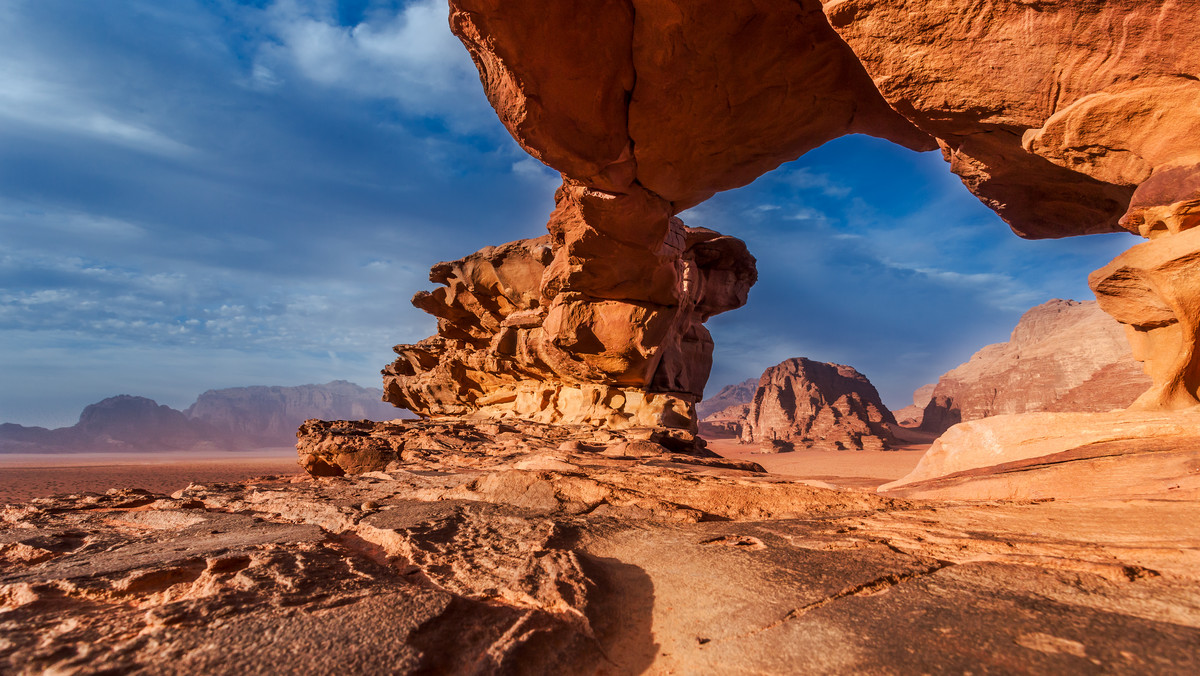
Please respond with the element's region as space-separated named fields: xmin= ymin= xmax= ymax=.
xmin=383 ymin=218 xmax=756 ymax=432
xmin=5 ymin=465 xmax=1199 ymax=673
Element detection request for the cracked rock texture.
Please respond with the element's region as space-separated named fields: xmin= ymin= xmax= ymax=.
xmin=920 ymin=299 xmax=1151 ymax=434
xmin=4 ymin=448 xmax=1199 ymax=674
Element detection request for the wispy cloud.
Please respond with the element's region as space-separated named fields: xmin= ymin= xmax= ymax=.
xmin=255 ymin=0 xmax=490 ymax=128
xmin=0 ymin=63 xmax=195 ymax=157
xmin=778 ymin=167 xmax=852 ymax=198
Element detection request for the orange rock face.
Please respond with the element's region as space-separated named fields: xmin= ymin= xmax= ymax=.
xmin=1091 ymin=224 xmax=1200 ymax=411
xmin=383 ymin=224 xmax=756 ymax=433
xmin=823 ymin=0 xmax=1198 ymax=238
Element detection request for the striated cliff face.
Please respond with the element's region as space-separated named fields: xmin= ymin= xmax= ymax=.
xmin=920 ymin=300 xmax=1151 ymax=434
xmin=740 ymin=358 xmax=897 ymax=451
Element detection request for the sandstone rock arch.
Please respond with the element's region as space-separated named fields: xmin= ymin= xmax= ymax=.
xmin=383 ymin=0 xmax=1200 ymax=437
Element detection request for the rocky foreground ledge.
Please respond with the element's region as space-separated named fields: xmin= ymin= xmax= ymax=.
xmin=3 ymin=421 xmax=1199 ymax=674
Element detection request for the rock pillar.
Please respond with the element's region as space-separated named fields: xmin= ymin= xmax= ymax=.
xmin=1090 ymin=165 xmax=1200 ymax=411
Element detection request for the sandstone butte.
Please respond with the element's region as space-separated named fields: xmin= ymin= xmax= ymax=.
xmin=6 ymin=2 xmax=1200 ymax=674
xmin=701 ymin=357 xmax=899 ymax=451
xmin=919 ymin=299 xmax=1152 ymax=434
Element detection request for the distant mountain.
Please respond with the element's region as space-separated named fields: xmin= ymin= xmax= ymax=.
xmin=185 ymin=380 xmax=402 ymax=446
xmin=696 ymin=378 xmax=757 ymax=420
xmin=0 ymin=395 xmax=214 ymax=453
xmin=739 ymin=358 xmax=897 ymax=451
xmin=0 ymin=381 xmax=409 ymax=453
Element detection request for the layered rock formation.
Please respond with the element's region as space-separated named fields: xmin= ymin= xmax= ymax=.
xmin=737 ymin=358 xmax=898 ymax=451
xmin=919 ymin=300 xmax=1152 ymax=434
xmin=884 ymin=410 xmax=1200 ymax=501
xmin=397 ymin=0 xmax=1197 ymax=440
xmin=1091 ymin=220 xmax=1200 ymax=411
xmin=383 ymin=228 xmax=756 ymax=437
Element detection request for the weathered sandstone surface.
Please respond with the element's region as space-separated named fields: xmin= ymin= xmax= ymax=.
xmin=1091 ymin=223 xmax=1200 ymax=411
xmin=737 ymin=358 xmax=898 ymax=451
xmin=4 ymin=435 xmax=1199 ymax=674
xmin=920 ymin=300 xmax=1152 ymax=434
xmin=383 ymin=229 xmax=756 ymax=434
xmin=884 ymin=411 xmax=1200 ymax=501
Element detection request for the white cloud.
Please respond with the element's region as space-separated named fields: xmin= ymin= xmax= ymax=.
xmin=781 ymin=168 xmax=852 ymax=198
xmin=880 ymin=259 xmax=1043 ymax=311
xmin=256 ymin=0 xmax=489 ymax=127
xmin=511 ymin=157 xmax=560 ymax=195
xmin=0 ymin=69 xmax=195 ymax=157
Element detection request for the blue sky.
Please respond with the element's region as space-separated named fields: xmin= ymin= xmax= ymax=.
xmin=0 ymin=0 xmax=1136 ymax=427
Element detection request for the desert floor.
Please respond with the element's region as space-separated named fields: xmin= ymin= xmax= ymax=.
xmin=0 ymin=439 xmax=931 ymax=504
xmin=705 ymin=437 xmax=929 ymax=490
xmin=0 ymin=449 xmax=303 ymax=503
xmin=0 ymin=439 xmax=928 ymax=504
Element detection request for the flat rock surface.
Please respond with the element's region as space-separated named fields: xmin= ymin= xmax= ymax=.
xmin=4 ymin=449 xmax=1199 ymax=674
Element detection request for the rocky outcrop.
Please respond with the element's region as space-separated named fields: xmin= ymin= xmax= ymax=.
xmin=437 ymin=0 xmax=1200 ymax=430
xmin=696 ymin=378 xmax=757 ymax=420
xmin=383 ymin=227 xmax=756 ymax=435
xmin=185 ymin=380 xmax=399 ymax=446
xmin=1091 ymin=220 xmax=1200 ymax=411
xmin=365 ymin=0 xmax=1200 ymax=439
xmin=919 ymin=300 xmax=1152 ymax=434
xmin=294 ymin=417 xmax=762 ymax=479
xmin=738 ymin=358 xmax=897 ymax=451
xmin=6 ymin=429 xmax=1200 ymax=673
xmin=892 ymin=384 xmax=935 ymax=428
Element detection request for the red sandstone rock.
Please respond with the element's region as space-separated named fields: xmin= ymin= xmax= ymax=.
xmin=1091 ymin=224 xmax=1200 ymax=411
xmin=740 ymin=358 xmax=898 ymax=451
xmin=383 ymin=227 xmax=756 ymax=432
xmin=892 ymin=383 xmax=935 ymax=428
xmin=920 ymin=300 xmax=1151 ymax=434
xmin=823 ymin=0 xmax=1198 ymax=238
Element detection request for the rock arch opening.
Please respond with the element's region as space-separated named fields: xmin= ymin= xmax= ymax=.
xmin=377 ymin=0 xmax=1198 ymax=448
